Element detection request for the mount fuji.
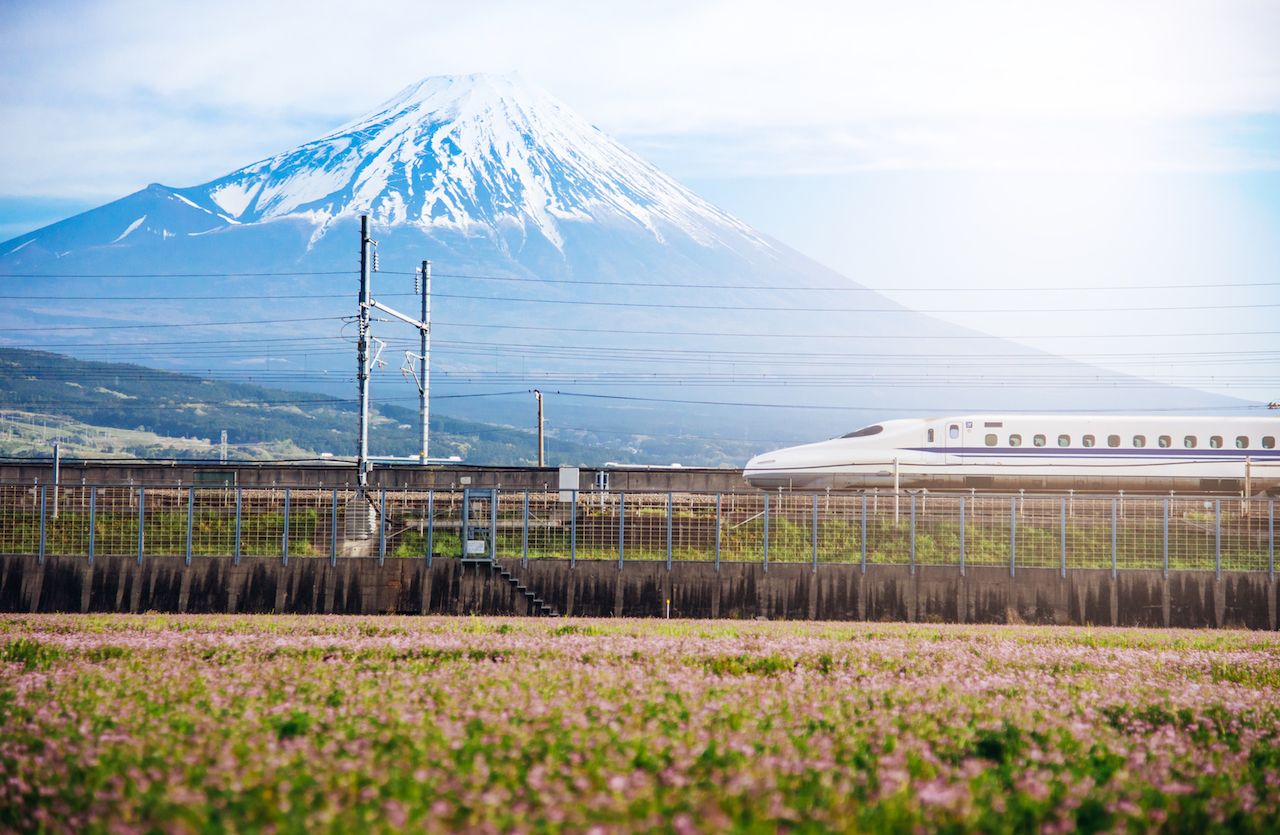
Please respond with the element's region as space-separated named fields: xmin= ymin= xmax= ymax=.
xmin=0 ymin=73 xmax=1242 ymax=462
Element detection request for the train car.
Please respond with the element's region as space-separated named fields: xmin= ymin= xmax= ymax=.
xmin=743 ymin=415 xmax=1280 ymax=494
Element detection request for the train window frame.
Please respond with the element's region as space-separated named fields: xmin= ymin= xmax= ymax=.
xmin=927 ymin=428 xmax=935 ymax=443
xmin=1209 ymin=435 xmax=1223 ymax=449
xmin=1008 ymin=433 xmax=1022 ymax=447
xmin=1264 ymin=436 xmax=1276 ymax=449
xmin=1133 ymin=435 xmax=1146 ymax=448
xmin=949 ymin=424 xmax=960 ymax=440
xmin=985 ymin=433 xmax=998 ymax=447
xmin=1158 ymin=435 xmax=1171 ymax=448
xmin=1033 ymin=434 xmax=1046 ymax=447
xmin=1083 ymin=435 xmax=1095 ymax=448
xmin=1107 ymin=434 xmax=1121 ymax=448
xmin=1235 ymin=436 xmax=1249 ymax=449
xmin=1184 ymin=435 xmax=1197 ymax=449
xmin=1057 ymin=434 xmax=1070 ymax=447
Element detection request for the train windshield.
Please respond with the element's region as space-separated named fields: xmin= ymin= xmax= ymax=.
xmin=841 ymin=424 xmax=884 ymax=439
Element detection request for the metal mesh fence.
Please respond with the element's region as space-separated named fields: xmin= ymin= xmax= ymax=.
xmin=0 ymin=484 xmax=1274 ymax=573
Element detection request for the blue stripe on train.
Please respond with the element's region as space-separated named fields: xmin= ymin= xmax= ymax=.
xmin=906 ymin=447 xmax=1280 ymax=459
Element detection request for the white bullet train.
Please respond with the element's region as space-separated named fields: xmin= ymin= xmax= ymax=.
xmin=743 ymin=415 xmax=1280 ymax=494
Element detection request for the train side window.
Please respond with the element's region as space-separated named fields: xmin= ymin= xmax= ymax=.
xmin=949 ymin=424 xmax=959 ymax=440
xmin=985 ymin=433 xmax=998 ymax=446
xmin=1264 ymin=436 xmax=1276 ymax=449
xmin=1235 ymin=436 xmax=1248 ymax=449
xmin=927 ymin=428 xmax=935 ymax=443
xmin=1083 ymin=435 xmax=1095 ymax=448
xmin=1184 ymin=436 xmax=1197 ymax=449
xmin=1133 ymin=435 xmax=1146 ymax=448
xmin=1158 ymin=435 xmax=1171 ymax=448
xmin=1033 ymin=434 xmax=1046 ymax=447
xmin=1008 ymin=434 xmax=1022 ymax=447
xmin=1057 ymin=434 xmax=1070 ymax=447
xmin=1210 ymin=435 xmax=1223 ymax=449
xmin=1107 ymin=434 xmax=1120 ymax=448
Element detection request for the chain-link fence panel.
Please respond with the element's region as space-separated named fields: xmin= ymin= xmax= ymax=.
xmin=721 ymin=492 xmax=766 ymax=564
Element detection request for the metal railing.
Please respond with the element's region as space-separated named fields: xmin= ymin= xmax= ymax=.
xmin=0 ymin=484 xmax=1274 ymax=576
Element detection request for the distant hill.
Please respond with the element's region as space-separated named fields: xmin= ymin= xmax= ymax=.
xmin=0 ymin=348 xmax=619 ymax=465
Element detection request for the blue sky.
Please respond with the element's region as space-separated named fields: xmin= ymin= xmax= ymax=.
xmin=1 ymin=0 xmax=1278 ymax=402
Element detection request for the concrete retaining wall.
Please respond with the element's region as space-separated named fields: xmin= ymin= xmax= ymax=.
xmin=1 ymin=555 xmax=1274 ymax=629
xmin=0 ymin=463 xmax=749 ymax=493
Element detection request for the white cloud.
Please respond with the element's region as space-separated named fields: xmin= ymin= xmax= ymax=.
xmin=1 ymin=0 xmax=1278 ymax=197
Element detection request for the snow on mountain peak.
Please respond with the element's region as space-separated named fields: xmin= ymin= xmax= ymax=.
xmin=193 ymin=73 xmax=761 ymax=251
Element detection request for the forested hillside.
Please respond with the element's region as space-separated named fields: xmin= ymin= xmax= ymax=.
xmin=0 ymin=348 xmax=610 ymax=464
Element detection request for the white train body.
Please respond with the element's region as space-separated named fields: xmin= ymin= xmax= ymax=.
xmin=743 ymin=415 xmax=1280 ymax=494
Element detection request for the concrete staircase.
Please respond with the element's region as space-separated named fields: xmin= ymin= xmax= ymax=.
xmin=495 ymin=563 xmax=558 ymax=617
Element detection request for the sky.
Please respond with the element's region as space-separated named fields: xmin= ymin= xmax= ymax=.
xmin=1 ymin=0 xmax=1278 ymax=403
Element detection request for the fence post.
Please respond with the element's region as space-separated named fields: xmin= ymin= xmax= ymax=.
xmin=282 ymin=488 xmax=291 ymax=566
xmin=233 ymin=487 xmax=241 ymax=565
xmin=811 ymin=494 xmax=818 ymax=573
xmin=426 ymin=490 xmax=434 ymax=567
xmin=330 ymin=489 xmax=339 ymax=566
xmin=522 ymin=490 xmax=529 ymax=567
xmin=1214 ymin=498 xmax=1221 ymax=579
xmin=570 ymin=489 xmax=577 ymax=568
xmin=88 ymin=486 xmax=96 ymax=565
xmin=715 ymin=493 xmax=722 ymax=571
xmin=1059 ymin=496 xmax=1066 ymax=578
xmin=959 ymin=496 xmax=966 ymax=576
xmin=378 ymin=488 xmax=387 ymax=565
xmin=490 ymin=490 xmax=498 ymax=561
xmin=909 ymin=493 xmax=916 ymax=574
xmin=1009 ymin=496 xmax=1016 ymax=577
xmin=762 ymin=494 xmax=770 ymax=573
xmin=1269 ymin=499 xmax=1274 ymax=583
xmin=666 ymin=492 xmax=673 ymax=571
xmin=136 ymin=486 xmax=145 ymax=566
xmin=1162 ymin=498 xmax=1169 ymax=579
xmin=1110 ymin=497 xmax=1118 ymax=579
xmin=37 ymin=484 xmax=47 ymax=564
xmin=185 ymin=486 xmax=194 ymax=566
xmin=618 ymin=491 xmax=625 ymax=569
xmin=860 ymin=494 xmax=868 ymax=574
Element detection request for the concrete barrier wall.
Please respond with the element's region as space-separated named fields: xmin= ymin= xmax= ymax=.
xmin=0 ymin=463 xmax=750 ymax=492
xmin=1 ymin=554 xmax=1274 ymax=629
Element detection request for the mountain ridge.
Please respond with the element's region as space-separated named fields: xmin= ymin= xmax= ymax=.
xmin=0 ymin=74 xmax=1252 ymax=450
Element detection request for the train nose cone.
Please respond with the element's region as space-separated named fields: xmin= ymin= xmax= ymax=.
xmin=743 ymin=453 xmax=783 ymax=488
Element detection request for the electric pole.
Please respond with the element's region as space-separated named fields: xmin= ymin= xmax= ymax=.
xmin=419 ymin=259 xmax=431 ymax=465
xmin=533 ymin=389 xmax=544 ymax=467
xmin=356 ymin=215 xmax=372 ymax=490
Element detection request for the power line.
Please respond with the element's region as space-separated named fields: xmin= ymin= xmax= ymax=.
xmin=4 ymin=320 xmax=1276 ymax=342
xmin=3 ymin=289 xmax=1272 ymax=313
xmin=540 ymin=391 xmax=1271 ymax=413
xmin=7 ymin=268 xmax=1276 ymax=293
xmin=2 ymin=316 xmax=347 ymax=332
xmin=427 ymin=320 xmax=1280 ymax=341
xmin=0 ymin=270 xmax=349 ymax=278
xmin=421 ymin=292 xmax=1280 ymax=314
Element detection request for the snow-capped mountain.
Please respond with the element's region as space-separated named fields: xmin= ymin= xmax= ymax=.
xmin=2 ymin=74 xmax=771 ymax=266
xmin=194 ymin=74 xmax=764 ymax=252
xmin=0 ymin=74 xmax=1245 ymax=457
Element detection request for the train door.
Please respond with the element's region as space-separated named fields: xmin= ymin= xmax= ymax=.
xmin=943 ymin=421 xmax=962 ymax=466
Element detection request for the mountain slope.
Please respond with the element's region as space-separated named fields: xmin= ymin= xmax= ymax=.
xmin=0 ymin=74 xmax=1250 ymax=452
xmin=0 ymin=348 xmax=631 ymax=465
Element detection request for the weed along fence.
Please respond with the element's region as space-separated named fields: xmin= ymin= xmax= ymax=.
xmin=0 ymin=484 xmax=1276 ymax=628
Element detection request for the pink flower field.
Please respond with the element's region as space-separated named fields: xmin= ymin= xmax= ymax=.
xmin=2 ymin=615 xmax=1279 ymax=833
